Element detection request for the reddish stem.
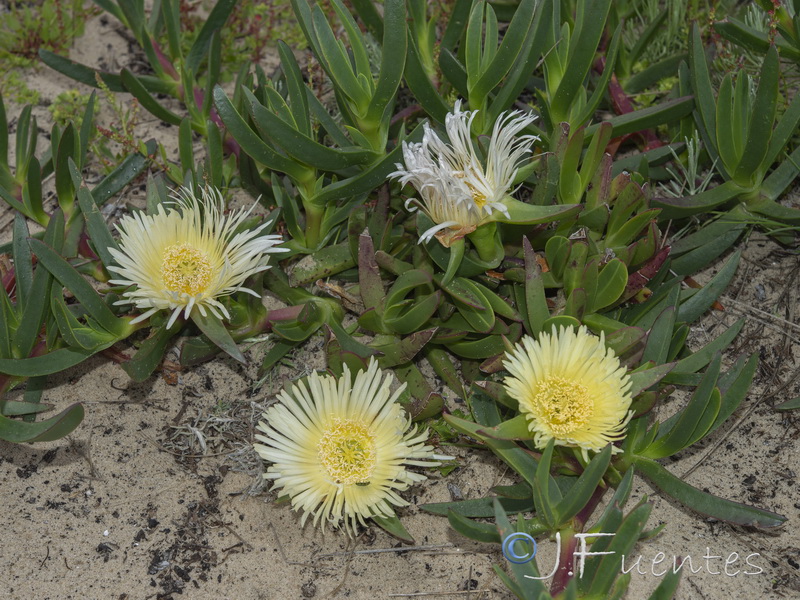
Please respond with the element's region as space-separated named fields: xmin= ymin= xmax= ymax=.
xmin=152 ymin=41 xmax=180 ymax=80
xmin=595 ymin=57 xmax=664 ymax=152
xmin=2 ymin=269 xmax=15 ymax=295
xmin=390 ymin=104 xmax=423 ymax=127
xmin=550 ymin=484 xmax=608 ymax=596
xmin=191 ymin=87 xmax=241 ymax=158
xmin=78 ymin=234 xmax=99 ymax=261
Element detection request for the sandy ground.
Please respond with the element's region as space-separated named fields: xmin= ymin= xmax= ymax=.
xmin=1 ymin=10 xmax=799 ymax=600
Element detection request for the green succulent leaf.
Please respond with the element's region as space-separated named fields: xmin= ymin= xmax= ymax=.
xmin=445 ymin=413 xmax=539 ymax=487
xmin=654 ymin=180 xmax=742 ymax=219
xmin=470 ymin=0 xmax=537 ymax=108
xmin=668 ymin=319 xmax=745 ymax=377
xmin=213 ymin=86 xmax=307 ymax=180
xmin=374 ymin=329 xmax=438 ymax=368
xmin=574 ymin=23 xmax=622 ymax=129
xmin=585 ymin=96 xmax=694 ymax=140
xmin=477 ymin=414 xmax=533 ymax=440
xmin=549 ymin=0 xmax=611 ymax=124
xmin=38 ymin=49 xmax=126 ymax=92
xmin=521 ymin=237 xmax=549 ymax=336
xmin=311 ymin=124 xmax=423 ymax=205
xmin=125 ymin=321 xmax=180 ymax=381
xmin=191 ymin=310 xmax=245 ymax=364
xmin=715 ymin=18 xmax=800 ymax=63
xmin=121 ymin=68 xmax=182 ymax=126
xmin=593 ymin=259 xmax=628 ymax=311
xmin=688 ymin=24 xmax=719 ymax=166
xmin=554 ymin=444 xmax=611 ymax=523
xmin=447 ymin=510 xmax=502 ymax=543
xmin=627 ymin=363 xmax=676 ymax=398
xmin=186 ymin=0 xmax=236 ymax=73
xmin=493 ymin=500 xmax=549 ymax=599
xmin=579 ymin=502 xmax=653 ymax=596
xmin=0 ymin=403 xmax=84 ymax=443
xmin=12 ymin=214 xmax=34 ymax=306
xmin=641 ymin=306 xmax=676 ymax=365
xmin=532 ymin=439 xmax=560 ymax=528
xmin=733 ymin=46 xmax=779 ymax=186
xmin=775 ymin=397 xmax=800 ymax=411
xmin=640 ymin=354 xmax=721 ymax=458
xmin=634 ymin=457 xmax=785 ymax=527
xmin=708 ymin=353 xmax=758 ymax=434
xmin=372 ymin=514 xmax=415 ymax=544
xmin=13 ymin=211 xmax=64 ymax=359
xmin=92 ymin=139 xmax=157 ymax=205
xmin=365 ymin=0 xmax=406 ymax=123
xmin=29 ymin=239 xmax=125 ymax=336
xmin=0 ymin=348 xmax=92 ymax=376
xmin=0 ymin=400 xmax=52 ymax=416
xmin=677 ymin=249 xmax=741 ymax=323
xmin=246 ymin=90 xmax=375 ymax=169
xmin=422 ymin=496 xmax=534 ymax=518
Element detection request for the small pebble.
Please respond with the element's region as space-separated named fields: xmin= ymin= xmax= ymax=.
xmin=447 ymin=482 xmax=464 ymax=502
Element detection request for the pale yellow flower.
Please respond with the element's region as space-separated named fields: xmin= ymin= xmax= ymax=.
xmin=108 ymin=185 xmax=286 ymax=328
xmin=254 ymin=360 xmax=450 ymax=534
xmin=503 ymin=326 xmax=633 ymax=460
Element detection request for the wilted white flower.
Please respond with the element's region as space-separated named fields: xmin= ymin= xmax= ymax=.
xmin=390 ymin=100 xmax=538 ymax=246
xmin=108 ymin=185 xmax=286 ymax=328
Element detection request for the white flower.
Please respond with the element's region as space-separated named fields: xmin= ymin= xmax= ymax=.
xmin=254 ymin=359 xmax=451 ymax=535
xmin=108 ymin=185 xmax=287 ymax=328
xmin=390 ymin=100 xmax=538 ymax=246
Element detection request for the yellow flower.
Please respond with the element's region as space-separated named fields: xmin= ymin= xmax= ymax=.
xmin=503 ymin=326 xmax=633 ymax=460
xmin=107 ymin=185 xmax=286 ymax=328
xmin=254 ymin=360 xmax=450 ymax=534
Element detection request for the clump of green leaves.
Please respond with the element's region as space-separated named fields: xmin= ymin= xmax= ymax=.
xmin=40 ymin=0 xmax=236 ymax=168
xmin=49 ymin=90 xmax=92 ymax=129
xmin=222 ymin=0 xmax=306 ymax=66
xmin=0 ymin=0 xmax=92 ymax=103
xmin=0 ymin=69 xmax=39 ymax=105
xmin=715 ymin=0 xmax=800 ymax=67
xmin=0 ymin=0 xmax=91 ymax=64
xmin=655 ymin=25 xmax=800 ymax=273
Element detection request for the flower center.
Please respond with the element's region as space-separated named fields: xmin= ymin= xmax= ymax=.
xmin=532 ymin=376 xmax=593 ymax=436
xmin=161 ymin=243 xmax=213 ymax=296
xmin=464 ymin=181 xmax=488 ymax=208
xmin=318 ymin=418 xmax=377 ymax=485
xmin=454 ymin=170 xmax=489 ymax=209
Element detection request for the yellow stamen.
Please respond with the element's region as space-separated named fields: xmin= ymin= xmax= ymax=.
xmin=453 ymin=170 xmax=488 ymax=208
xmin=318 ymin=418 xmax=377 ymax=485
xmin=161 ymin=243 xmax=213 ymax=295
xmin=532 ymin=376 xmax=593 ymax=436
xmin=466 ymin=182 xmax=487 ymax=208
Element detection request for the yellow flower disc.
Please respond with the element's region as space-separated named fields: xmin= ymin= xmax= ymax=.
xmin=318 ymin=418 xmax=377 ymax=485
xmin=531 ymin=376 xmax=593 ymax=437
xmin=161 ymin=243 xmax=213 ymax=295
